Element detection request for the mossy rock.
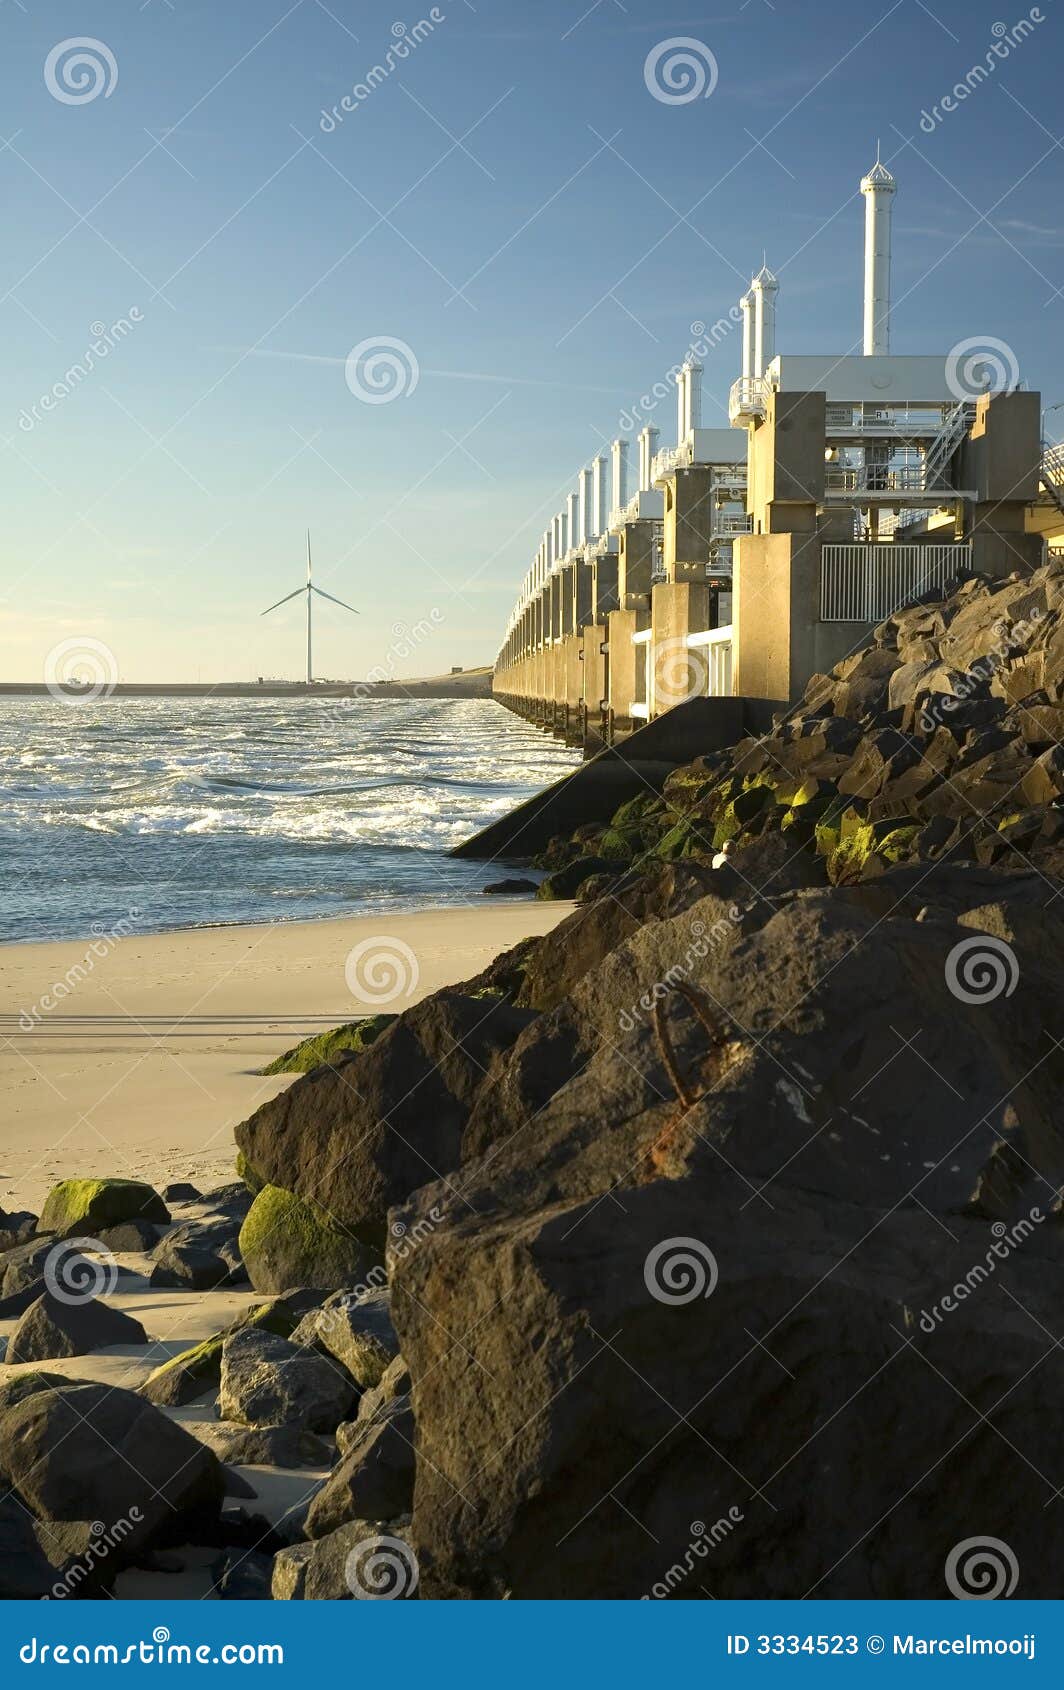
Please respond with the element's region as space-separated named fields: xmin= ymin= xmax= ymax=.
xmin=813 ymin=796 xmax=853 ymax=859
xmin=261 ymin=1012 xmax=396 ymax=1077
xmin=575 ymin=872 xmax=618 ymax=904
xmin=611 ymin=793 xmax=666 ymax=829
xmin=536 ymin=855 xmax=615 ymax=900
xmin=235 ymin=1150 xmax=266 ymax=1198
xmin=139 ymin=1298 xmax=306 ymax=1407
xmin=38 ymin=1179 xmax=169 ymax=1240
xmin=596 ymin=827 xmax=642 ymax=863
xmin=654 ymin=817 xmax=715 ymax=862
xmin=827 ymin=814 xmax=912 ymax=884
xmin=238 ymin=1185 xmax=380 ymax=1295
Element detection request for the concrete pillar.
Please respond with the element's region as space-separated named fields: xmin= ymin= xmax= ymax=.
xmin=649 ymin=581 xmax=712 ymax=714
xmin=618 ymin=520 xmax=656 ymax=607
xmin=662 ymin=464 xmax=717 ymax=583
xmin=605 ymin=607 xmax=640 ymax=729
xmin=747 ymin=390 xmax=825 ymax=533
xmin=957 ymin=390 xmax=1043 ymax=577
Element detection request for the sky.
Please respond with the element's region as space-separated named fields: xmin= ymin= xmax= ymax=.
xmin=1 ymin=0 xmax=1062 ymax=682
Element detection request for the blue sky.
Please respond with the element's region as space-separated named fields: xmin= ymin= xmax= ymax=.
xmin=1 ymin=0 xmax=1061 ymax=681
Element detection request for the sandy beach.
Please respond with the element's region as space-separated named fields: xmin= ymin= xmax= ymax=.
xmin=0 ymin=902 xmax=570 ymax=1216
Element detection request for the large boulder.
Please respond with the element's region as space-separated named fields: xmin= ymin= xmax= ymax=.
xmin=388 ymin=867 xmax=1064 ymax=1598
xmin=304 ymin=1401 xmax=415 ymax=1537
xmin=0 ymin=1208 xmax=37 ymax=1253
xmin=218 ymin=1326 xmax=356 ymax=1432
xmin=272 ymin=1520 xmax=418 ymax=1600
xmin=38 ymin=1179 xmax=169 ymax=1238
xmin=234 ymin=992 xmax=536 ymax=1240
xmin=7 ymin=1290 xmax=147 ymax=1364
xmin=237 ymin=1185 xmax=380 ymax=1295
xmin=0 ymin=1383 xmax=224 ymax=1559
xmin=293 ymin=1288 xmax=399 ymax=1389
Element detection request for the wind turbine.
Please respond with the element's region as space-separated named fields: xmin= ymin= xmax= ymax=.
xmin=260 ymin=532 xmax=359 ymax=684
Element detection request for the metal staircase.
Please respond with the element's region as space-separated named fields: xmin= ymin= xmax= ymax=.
xmin=1040 ymin=441 xmax=1064 ymax=515
xmin=922 ymin=400 xmax=975 ymax=492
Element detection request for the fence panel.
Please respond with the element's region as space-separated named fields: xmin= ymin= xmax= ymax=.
xmin=821 ymin=544 xmax=971 ymax=622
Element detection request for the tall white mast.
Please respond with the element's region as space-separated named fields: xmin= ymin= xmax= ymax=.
xmin=861 ymin=147 xmax=896 ymax=355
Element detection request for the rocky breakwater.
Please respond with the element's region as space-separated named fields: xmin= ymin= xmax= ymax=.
xmin=226 ymin=559 xmax=1064 ymax=1599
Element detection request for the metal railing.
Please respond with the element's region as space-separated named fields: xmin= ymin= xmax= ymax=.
xmin=687 ymin=627 xmax=734 ymax=697
xmin=821 ymin=542 xmax=972 ymax=622
xmin=728 ymin=375 xmax=769 ymax=423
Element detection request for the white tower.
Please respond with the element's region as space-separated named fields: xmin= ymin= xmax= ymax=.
xmin=611 ymin=438 xmax=629 ymax=517
xmin=751 ymin=264 xmax=778 ymax=378
xmin=861 ymin=149 xmax=896 ymax=355
xmin=740 ymin=289 xmax=754 ymax=381
xmin=592 ymin=454 xmax=609 ymax=536
xmin=579 ymin=466 xmax=594 ymax=544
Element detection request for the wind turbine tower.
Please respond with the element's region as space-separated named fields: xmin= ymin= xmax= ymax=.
xmin=260 ymin=532 xmax=359 ymax=684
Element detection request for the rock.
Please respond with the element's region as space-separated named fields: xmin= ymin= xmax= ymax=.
xmin=237 ymin=1185 xmax=380 ymax=1295
xmin=38 ymin=1178 xmax=169 ymax=1238
xmin=0 ymin=1383 xmax=223 ymax=1558
xmin=305 ymin=1400 xmax=415 ymax=1537
xmin=203 ymin=1422 xmax=334 ymax=1469
xmin=294 ymin=1287 xmax=400 ymax=1389
xmin=150 ymin=1240 xmax=239 ymax=1290
xmin=271 ymin=1519 xmax=417 ymax=1600
xmin=235 ymin=992 xmax=536 ymax=1240
xmin=261 ymin=1013 xmax=396 ymax=1077
xmin=0 ymin=1500 xmax=68 ymax=1599
xmin=214 ymin=1548 xmax=273 ymax=1599
xmin=0 ymin=1208 xmax=37 ymax=1253
xmin=139 ymin=1294 xmax=318 ymax=1407
xmin=355 ymin=1355 xmax=412 ymax=1424
xmin=149 ymin=1216 xmax=244 ymax=1290
xmin=95 ymin=1219 xmax=162 ymax=1252
xmin=386 ymin=869 xmax=1064 ymax=1597
xmin=0 ymin=1277 xmax=50 ymax=1319
xmin=0 ymin=1371 xmax=68 ymax=1413
xmin=222 ymin=1467 xmax=258 ymax=1499
xmin=481 ymin=878 xmax=538 ymax=895
xmin=7 ymin=1290 xmax=148 ymax=1364
xmin=219 ymin=1326 xmax=357 ymax=1432
xmin=161 ymin=1182 xmax=203 ymax=1204
xmin=536 ymin=855 xmax=616 ymax=899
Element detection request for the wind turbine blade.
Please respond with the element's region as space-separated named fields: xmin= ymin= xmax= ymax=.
xmin=311 ymin=586 xmax=360 ymax=614
xmin=306 ymin=529 xmax=312 ymax=583
xmin=260 ymin=586 xmax=305 ymax=615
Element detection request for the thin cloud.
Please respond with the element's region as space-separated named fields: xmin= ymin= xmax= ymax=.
xmin=209 ymin=345 xmax=627 ymax=394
